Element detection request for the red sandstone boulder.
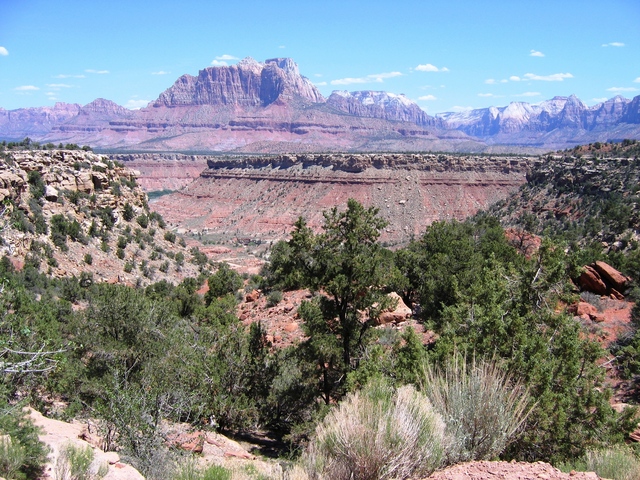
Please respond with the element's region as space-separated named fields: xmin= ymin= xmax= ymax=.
xmin=377 ymin=292 xmax=412 ymax=325
xmin=569 ymin=302 xmax=598 ymax=318
xmin=593 ymin=261 xmax=629 ymax=292
xmin=245 ymin=289 xmax=260 ymax=302
xmin=167 ymin=431 xmax=205 ymax=454
xmin=578 ymin=266 xmax=608 ymax=295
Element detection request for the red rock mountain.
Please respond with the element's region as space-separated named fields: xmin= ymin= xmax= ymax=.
xmin=1 ymin=57 xmax=639 ymax=152
xmin=154 ymin=57 xmax=324 ymax=107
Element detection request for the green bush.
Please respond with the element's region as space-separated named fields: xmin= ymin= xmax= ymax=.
xmin=0 ymin=435 xmax=26 ymax=480
xmin=266 ymin=290 xmax=283 ymax=307
xmin=164 ymin=231 xmax=176 ymax=243
xmin=0 ymin=404 xmax=49 ymax=480
xmin=136 ymin=214 xmax=149 ymax=229
xmin=122 ymin=203 xmax=135 ymax=222
xmin=205 ymin=263 xmax=243 ymax=304
xmin=55 ymin=442 xmax=107 ymax=480
xmin=304 ymin=379 xmax=444 ymax=480
xmin=172 ymin=460 xmax=232 ymax=480
xmin=422 ymin=356 xmax=531 ymax=465
xmin=559 ymin=446 xmax=640 ymax=480
xmin=84 ymin=254 xmax=93 ymax=265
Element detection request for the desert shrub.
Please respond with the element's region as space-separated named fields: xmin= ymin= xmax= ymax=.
xmin=55 ymin=442 xmax=108 ymax=480
xmin=27 ymin=170 xmax=45 ymax=200
xmin=136 ymin=214 xmax=149 ymax=229
xmin=116 ymin=248 xmax=125 ymax=260
xmin=122 ymin=203 xmax=135 ymax=222
xmin=558 ymin=446 xmax=640 ymax=480
xmin=304 ymin=379 xmax=445 ymax=480
xmin=0 ymin=403 xmax=49 ymax=480
xmin=266 ymin=290 xmax=283 ymax=307
xmin=164 ymin=231 xmax=176 ymax=243
xmin=422 ymin=356 xmax=530 ymax=465
xmin=0 ymin=435 xmax=26 ymax=480
xmin=172 ymin=460 xmax=231 ymax=480
xmin=84 ymin=254 xmax=93 ymax=265
xmin=205 ymin=263 xmax=243 ymax=304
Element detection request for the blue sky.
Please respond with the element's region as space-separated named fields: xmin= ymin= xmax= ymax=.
xmin=1 ymin=0 xmax=639 ymax=114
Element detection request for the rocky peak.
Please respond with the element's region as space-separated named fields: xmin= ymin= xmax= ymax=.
xmin=80 ymin=98 xmax=131 ymax=117
xmin=326 ymin=90 xmax=441 ymax=127
xmin=152 ymin=57 xmax=323 ymax=108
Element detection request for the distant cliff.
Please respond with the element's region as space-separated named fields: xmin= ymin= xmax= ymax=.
xmin=150 ymin=153 xmax=533 ymax=245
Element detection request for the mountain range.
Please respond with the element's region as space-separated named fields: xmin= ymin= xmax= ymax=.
xmin=1 ymin=57 xmax=639 ymax=153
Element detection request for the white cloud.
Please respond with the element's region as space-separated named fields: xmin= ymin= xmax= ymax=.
xmin=478 ymin=93 xmax=503 ymax=98
xmin=509 ymin=76 xmax=521 ymax=81
xmin=279 ymin=45 xmax=285 ymax=49
xmin=418 ymin=95 xmax=437 ymax=101
xmin=484 ymin=79 xmax=496 ymax=85
xmin=523 ymin=72 xmax=573 ymax=81
xmin=46 ymin=83 xmax=72 ymax=89
xmin=85 ymin=69 xmax=109 ymax=74
xmin=530 ymin=49 xmax=545 ymax=57
xmin=211 ymin=60 xmax=228 ymax=66
xmin=634 ymin=77 xmax=640 ymax=83
xmin=125 ymin=99 xmax=150 ymax=110
xmin=330 ymin=71 xmax=402 ymax=85
xmin=314 ymin=81 xmax=327 ymax=86
xmin=314 ymin=74 xmax=323 ymax=77
xmin=0 ymin=46 xmax=8 ymax=56
xmin=416 ymin=63 xmax=448 ymax=72
xmin=450 ymin=106 xmax=474 ymax=112
xmin=215 ymin=54 xmax=238 ymax=61
xmin=151 ymin=70 xmax=170 ymax=75
xmin=607 ymin=86 xmax=639 ymax=92
xmin=515 ymin=91 xmax=541 ymax=97
xmin=602 ymin=42 xmax=625 ymax=47
xmin=592 ymin=97 xmax=608 ymax=103
xmin=14 ymin=85 xmax=39 ymax=91
xmin=54 ymin=74 xmax=85 ymax=79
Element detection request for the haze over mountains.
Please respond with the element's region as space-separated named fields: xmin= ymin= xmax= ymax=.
xmin=1 ymin=57 xmax=639 ymax=153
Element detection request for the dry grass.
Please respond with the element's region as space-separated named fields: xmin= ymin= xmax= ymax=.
xmin=422 ymin=356 xmax=532 ymax=465
xmin=304 ymin=379 xmax=445 ymax=480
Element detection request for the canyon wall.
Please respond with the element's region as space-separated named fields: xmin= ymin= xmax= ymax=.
xmin=148 ymin=153 xmax=533 ymax=245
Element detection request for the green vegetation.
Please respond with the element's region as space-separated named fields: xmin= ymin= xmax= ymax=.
xmin=559 ymin=446 xmax=640 ymax=480
xmin=304 ymin=379 xmax=445 ymax=480
xmin=2 ymin=142 xmax=640 ymax=478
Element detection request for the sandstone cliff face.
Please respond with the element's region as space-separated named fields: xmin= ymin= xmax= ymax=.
xmin=150 ymin=153 xmax=532 ymax=246
xmin=153 ymin=57 xmax=324 ymax=108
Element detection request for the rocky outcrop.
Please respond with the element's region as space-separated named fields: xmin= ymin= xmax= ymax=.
xmin=577 ymin=261 xmax=630 ymax=298
xmin=377 ymin=292 xmax=412 ymax=324
xmin=0 ymin=148 xmax=202 ymax=286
